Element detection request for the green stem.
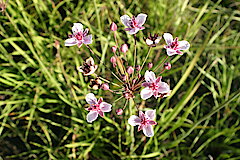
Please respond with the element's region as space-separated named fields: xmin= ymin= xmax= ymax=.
xmin=139 ymin=47 xmax=152 ymax=74
xmin=129 ymin=98 xmax=135 ymax=153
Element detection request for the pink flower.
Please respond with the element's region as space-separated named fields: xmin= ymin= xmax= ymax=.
xmin=140 ymin=70 xmax=170 ymax=100
xmin=128 ymin=110 xmax=157 ymax=137
xmin=163 ymin=33 xmax=190 ymax=56
xmin=120 ymin=13 xmax=147 ymax=35
xmin=85 ymin=93 xmax=112 ymax=123
xmin=65 ymin=23 xmax=92 ymax=48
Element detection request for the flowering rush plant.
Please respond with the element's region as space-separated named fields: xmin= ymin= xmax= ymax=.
xmin=65 ymin=13 xmax=190 ymax=137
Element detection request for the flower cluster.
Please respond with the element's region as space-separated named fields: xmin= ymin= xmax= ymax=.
xmin=64 ymin=13 xmax=190 ymax=137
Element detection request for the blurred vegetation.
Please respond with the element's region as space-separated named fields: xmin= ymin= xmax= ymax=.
xmin=0 ymin=0 xmax=240 ymax=159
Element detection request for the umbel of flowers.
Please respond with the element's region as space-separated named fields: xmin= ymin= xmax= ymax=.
xmin=65 ymin=13 xmax=190 ymax=137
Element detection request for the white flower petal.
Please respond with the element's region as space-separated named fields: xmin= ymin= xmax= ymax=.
xmin=83 ymin=35 xmax=92 ymax=44
xmin=158 ymin=82 xmax=170 ymax=93
xmin=85 ymin=93 xmax=97 ymax=105
xmin=120 ymin=15 xmax=131 ymax=27
xmin=178 ymin=40 xmax=190 ymax=50
xmin=128 ymin=115 xmax=141 ymax=126
xmin=72 ymin=23 xmax=83 ymax=33
xmin=87 ymin=111 xmax=98 ymax=123
xmin=136 ymin=13 xmax=147 ymax=26
xmin=86 ymin=57 xmax=95 ymax=66
xmin=64 ymin=38 xmax=77 ymax=46
xmin=145 ymin=110 xmax=156 ymax=120
xmin=143 ymin=125 xmax=154 ymax=137
xmin=163 ymin=33 xmax=173 ymax=45
xmin=128 ymin=28 xmax=140 ymax=35
xmin=141 ymin=87 xmax=153 ymax=100
xmin=100 ymin=102 xmax=112 ymax=112
xmin=166 ymin=48 xmax=178 ymax=56
xmin=144 ymin=70 xmax=156 ymax=82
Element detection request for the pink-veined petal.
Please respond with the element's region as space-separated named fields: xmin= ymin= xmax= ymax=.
xmin=141 ymin=87 xmax=153 ymax=100
xmin=120 ymin=15 xmax=131 ymax=27
xmin=128 ymin=115 xmax=141 ymax=126
xmin=156 ymin=77 xmax=162 ymax=83
xmin=98 ymin=111 xmax=104 ymax=117
xmin=85 ymin=93 xmax=97 ymax=105
xmin=100 ymin=102 xmax=112 ymax=112
xmin=145 ymin=110 xmax=156 ymax=120
xmin=178 ymin=40 xmax=190 ymax=50
xmin=83 ymin=35 xmax=92 ymax=44
xmin=139 ymin=111 xmax=145 ymax=120
xmin=166 ymin=48 xmax=178 ymax=56
xmin=136 ymin=13 xmax=147 ymax=26
xmin=64 ymin=38 xmax=77 ymax=46
xmin=77 ymin=42 xmax=83 ymax=48
xmin=87 ymin=111 xmax=98 ymax=123
xmin=143 ymin=125 xmax=154 ymax=137
xmin=163 ymin=33 xmax=173 ymax=45
xmin=128 ymin=28 xmax=140 ymax=35
xmin=138 ymin=125 xmax=143 ymax=131
xmin=148 ymin=120 xmax=157 ymax=125
xmin=142 ymin=82 xmax=150 ymax=87
xmin=72 ymin=23 xmax=83 ymax=34
xmin=158 ymin=82 xmax=170 ymax=93
xmin=144 ymin=70 xmax=156 ymax=83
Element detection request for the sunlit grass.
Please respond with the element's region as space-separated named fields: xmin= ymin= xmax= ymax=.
xmin=0 ymin=0 xmax=240 ymax=159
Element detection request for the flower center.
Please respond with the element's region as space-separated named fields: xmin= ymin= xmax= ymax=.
xmin=75 ymin=32 xmax=83 ymax=41
xmin=141 ymin=117 xmax=150 ymax=125
xmin=91 ymin=104 xmax=100 ymax=111
xmin=170 ymin=38 xmax=179 ymax=49
xmin=130 ymin=16 xmax=138 ymax=28
xmin=149 ymin=83 xmax=158 ymax=91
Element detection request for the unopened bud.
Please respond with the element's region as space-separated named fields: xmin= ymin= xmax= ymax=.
xmin=164 ymin=62 xmax=171 ymax=70
xmin=101 ymin=83 xmax=110 ymax=90
xmin=116 ymin=108 xmax=123 ymax=115
xmin=127 ymin=66 xmax=134 ymax=74
xmin=110 ymin=22 xmax=117 ymax=31
xmin=121 ymin=74 xmax=127 ymax=81
xmin=120 ymin=44 xmax=128 ymax=53
xmin=148 ymin=62 xmax=153 ymax=69
xmin=110 ymin=56 xmax=117 ymax=64
xmin=111 ymin=46 xmax=117 ymax=53
xmin=135 ymin=65 xmax=141 ymax=71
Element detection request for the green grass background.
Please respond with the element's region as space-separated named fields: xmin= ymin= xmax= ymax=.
xmin=0 ymin=0 xmax=240 ymax=159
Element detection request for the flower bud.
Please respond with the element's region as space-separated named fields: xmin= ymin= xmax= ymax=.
xmin=120 ymin=44 xmax=128 ymax=53
xmin=116 ymin=108 xmax=123 ymax=115
xmin=127 ymin=66 xmax=134 ymax=74
xmin=111 ymin=46 xmax=117 ymax=53
xmin=110 ymin=22 xmax=117 ymax=31
xmin=148 ymin=62 xmax=153 ymax=69
xmin=110 ymin=56 xmax=117 ymax=64
xmin=101 ymin=83 xmax=110 ymax=90
xmin=135 ymin=65 xmax=141 ymax=71
xmin=164 ymin=62 xmax=171 ymax=70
